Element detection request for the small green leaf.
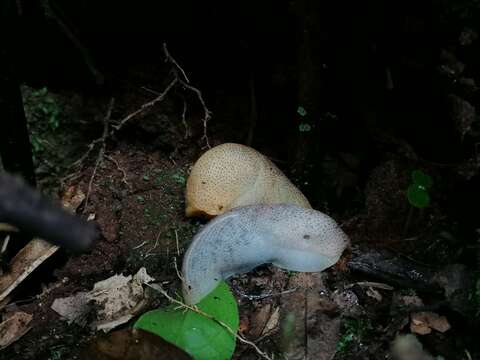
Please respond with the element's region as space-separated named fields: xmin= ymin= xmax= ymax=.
xmin=297 ymin=106 xmax=307 ymax=117
xmin=411 ymin=170 xmax=433 ymax=189
xmin=407 ymin=184 xmax=430 ymax=208
xmin=299 ymin=123 xmax=311 ymax=132
xmin=172 ymin=173 xmax=186 ymax=185
xmin=134 ymin=281 xmax=239 ymax=360
xmin=143 ymin=175 xmax=150 ymax=181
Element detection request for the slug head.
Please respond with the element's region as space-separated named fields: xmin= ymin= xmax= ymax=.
xmin=263 ymin=205 xmax=350 ymax=271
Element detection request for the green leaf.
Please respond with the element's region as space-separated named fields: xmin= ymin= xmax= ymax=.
xmin=299 ymin=123 xmax=311 ymax=132
xmin=172 ymin=173 xmax=186 ymax=185
xmin=407 ymin=184 xmax=430 ymax=208
xmin=134 ymin=281 xmax=239 ymax=360
xmin=411 ymin=170 xmax=433 ymax=189
xmin=297 ymin=106 xmax=307 ymax=117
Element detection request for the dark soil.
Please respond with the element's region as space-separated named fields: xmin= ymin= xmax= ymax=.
xmin=1 ymin=1 xmax=480 ymax=359
xmin=1 ymin=79 xmax=477 ymax=359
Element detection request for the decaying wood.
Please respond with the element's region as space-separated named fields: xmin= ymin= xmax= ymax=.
xmin=347 ymin=246 xmax=442 ymax=293
xmin=0 ymin=238 xmax=58 ymax=302
xmin=348 ymin=246 xmax=475 ymax=317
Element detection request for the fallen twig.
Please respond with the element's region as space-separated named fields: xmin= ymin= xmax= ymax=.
xmin=238 ymin=288 xmax=298 ymax=301
xmin=68 ymin=138 xmax=104 ymax=172
xmin=163 ymin=43 xmax=190 ymax=84
xmin=346 ymin=281 xmax=394 ymax=291
xmin=83 ymin=99 xmax=115 ymax=214
xmin=133 ymin=241 xmax=148 ymax=250
xmin=64 ymin=43 xmax=212 ymax=187
xmin=177 ymin=77 xmax=212 ymax=149
xmin=144 ymin=230 xmax=161 ymax=257
xmin=104 ymin=154 xmax=130 ymax=189
xmin=180 ymin=97 xmax=190 ymax=139
xmin=174 ymin=229 xmax=181 ymax=256
xmin=173 ymin=257 xmax=185 ymax=283
xmin=163 ymin=42 xmax=212 ymax=148
xmin=111 ymin=77 xmax=178 ymax=131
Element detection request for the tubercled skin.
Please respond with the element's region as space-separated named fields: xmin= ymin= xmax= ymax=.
xmin=185 ymin=143 xmax=311 ymax=218
xmin=182 ymin=204 xmax=350 ymax=305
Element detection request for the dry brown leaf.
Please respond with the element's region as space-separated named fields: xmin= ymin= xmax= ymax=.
xmin=279 ymin=273 xmax=340 ymax=360
xmin=0 ymin=186 xmax=84 ymax=304
xmin=61 ymin=185 xmax=86 ymax=213
xmin=51 ymin=292 xmax=90 ymax=325
xmin=80 ymin=328 xmax=193 ymax=360
xmin=249 ymin=303 xmax=272 ymax=338
xmin=410 ymin=312 xmax=451 ymax=335
xmin=87 ymin=267 xmax=154 ymax=332
xmin=0 ymin=239 xmax=59 ymax=302
xmin=51 ymin=268 xmax=153 ymax=331
xmin=410 ymin=317 xmax=431 ymax=335
xmin=262 ymin=306 xmax=280 ymax=336
xmin=401 ymin=295 xmax=424 ymax=307
xmin=238 ymin=314 xmax=250 ymax=333
xmin=0 ymin=312 xmax=33 ymax=349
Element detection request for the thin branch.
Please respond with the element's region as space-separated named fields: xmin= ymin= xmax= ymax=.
xmin=174 ymin=229 xmax=181 ymax=256
xmin=83 ymin=99 xmax=114 ymax=214
xmin=141 ymin=86 xmax=162 ymax=96
xmin=163 ymin=43 xmax=190 ymax=83
xmin=180 ymin=97 xmax=191 ymax=139
xmin=346 ymin=281 xmax=394 ymax=291
xmin=177 ymin=78 xmax=212 ymax=149
xmin=65 ymin=44 xmax=212 ymax=180
xmin=238 ymin=288 xmax=298 ymax=301
xmin=104 ymin=154 xmax=130 ymax=189
xmin=173 ymin=257 xmax=185 ymax=282
xmin=163 ymin=43 xmax=212 ymax=148
xmin=111 ymin=77 xmax=178 ymax=131
xmin=69 ymin=138 xmax=103 ymax=170
xmin=145 ymin=230 xmax=161 ymax=257
xmin=133 ymin=240 xmax=148 ymax=250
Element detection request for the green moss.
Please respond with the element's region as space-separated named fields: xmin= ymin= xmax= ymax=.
xmin=337 ymin=318 xmax=373 ymax=353
xmin=154 ymin=168 xmax=187 ymax=187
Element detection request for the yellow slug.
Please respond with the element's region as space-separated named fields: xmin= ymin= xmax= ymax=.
xmin=185 ymin=143 xmax=311 ymax=218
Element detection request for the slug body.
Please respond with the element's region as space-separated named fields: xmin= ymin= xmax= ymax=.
xmin=185 ymin=143 xmax=311 ymax=218
xmin=182 ymin=204 xmax=350 ymax=305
